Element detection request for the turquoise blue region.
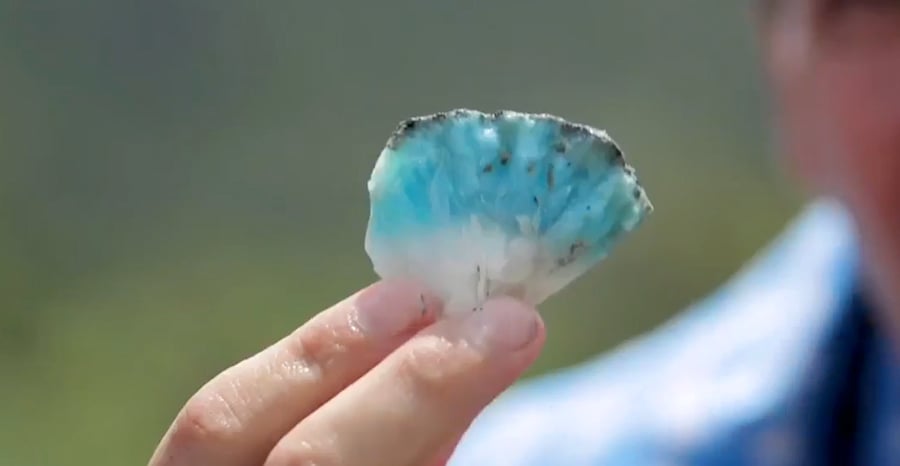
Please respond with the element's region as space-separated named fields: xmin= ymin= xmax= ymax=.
xmin=366 ymin=109 xmax=652 ymax=262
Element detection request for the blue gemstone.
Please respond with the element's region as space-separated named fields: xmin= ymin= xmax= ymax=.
xmin=365 ymin=109 xmax=652 ymax=314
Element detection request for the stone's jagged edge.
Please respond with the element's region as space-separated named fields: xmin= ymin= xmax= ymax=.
xmin=384 ymin=108 xmax=653 ymax=214
xmin=368 ymin=108 xmax=654 ymax=314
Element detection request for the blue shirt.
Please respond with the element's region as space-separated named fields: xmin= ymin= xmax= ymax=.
xmin=450 ymin=199 xmax=900 ymax=465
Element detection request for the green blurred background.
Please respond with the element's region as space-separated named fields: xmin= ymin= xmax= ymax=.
xmin=0 ymin=1 xmax=804 ymax=465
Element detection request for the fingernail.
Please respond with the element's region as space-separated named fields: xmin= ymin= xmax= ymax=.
xmin=353 ymin=280 xmax=440 ymax=339
xmin=461 ymin=297 xmax=539 ymax=352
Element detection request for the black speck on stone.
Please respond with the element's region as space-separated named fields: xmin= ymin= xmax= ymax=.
xmin=610 ymin=145 xmax=625 ymax=166
xmin=386 ymin=117 xmax=422 ymax=149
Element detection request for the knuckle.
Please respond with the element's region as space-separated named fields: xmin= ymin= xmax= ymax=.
xmin=396 ymin=335 xmax=480 ymax=394
xmin=279 ymin=319 xmax=359 ymax=379
xmin=266 ymin=439 xmax=342 ymax=466
xmin=168 ymin=390 xmax=244 ymax=449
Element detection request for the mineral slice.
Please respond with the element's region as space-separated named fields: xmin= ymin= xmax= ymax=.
xmin=364 ymin=109 xmax=652 ymax=315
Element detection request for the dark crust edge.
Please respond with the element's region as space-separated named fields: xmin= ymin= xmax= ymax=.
xmin=383 ymin=109 xmax=649 ymax=207
xmin=386 ymin=109 xmax=626 ymax=167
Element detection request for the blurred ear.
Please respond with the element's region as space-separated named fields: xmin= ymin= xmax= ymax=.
xmin=752 ymin=0 xmax=830 ymax=190
xmin=755 ymin=0 xmax=815 ymax=73
xmin=754 ymin=0 xmax=780 ymax=25
xmin=757 ymin=0 xmax=900 ymax=192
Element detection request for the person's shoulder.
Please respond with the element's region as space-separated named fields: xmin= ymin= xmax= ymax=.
xmin=449 ymin=200 xmax=860 ymax=466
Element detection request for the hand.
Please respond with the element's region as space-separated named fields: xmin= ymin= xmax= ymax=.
xmin=149 ymin=279 xmax=546 ymax=466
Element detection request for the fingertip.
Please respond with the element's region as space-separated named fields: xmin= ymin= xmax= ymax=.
xmin=366 ymin=278 xmax=443 ymax=310
xmin=458 ymin=296 xmax=545 ymax=355
xmin=352 ymin=279 xmax=443 ymax=339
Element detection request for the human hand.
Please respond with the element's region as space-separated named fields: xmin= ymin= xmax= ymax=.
xmin=149 ymin=279 xmax=545 ymax=466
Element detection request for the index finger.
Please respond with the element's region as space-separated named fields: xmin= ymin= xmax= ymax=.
xmin=265 ymin=296 xmax=546 ymax=466
xmin=149 ymin=280 xmax=441 ymax=466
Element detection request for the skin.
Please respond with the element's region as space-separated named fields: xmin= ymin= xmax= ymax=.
xmin=151 ymin=1 xmax=900 ymax=464
xmin=759 ymin=0 xmax=900 ymax=343
xmin=149 ymin=280 xmax=545 ymax=466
